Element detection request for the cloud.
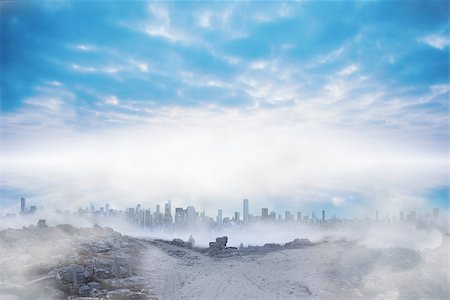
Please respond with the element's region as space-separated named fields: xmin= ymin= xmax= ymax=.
xmin=141 ymin=4 xmax=193 ymax=44
xmin=420 ymin=34 xmax=450 ymax=50
xmin=104 ymin=95 xmax=119 ymax=105
xmin=1 ymin=100 xmax=447 ymax=216
xmin=338 ymin=65 xmax=358 ymax=76
xmin=73 ymin=44 xmax=96 ymax=52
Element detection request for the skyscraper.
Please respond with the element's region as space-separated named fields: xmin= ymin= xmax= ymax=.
xmin=432 ymin=208 xmax=440 ymax=220
xmin=234 ymin=211 xmax=240 ymax=222
xmin=243 ymin=199 xmax=249 ymax=223
xmin=20 ymin=197 xmax=26 ymax=214
xmin=322 ymin=210 xmax=325 ymax=221
xmin=216 ymin=209 xmax=223 ymax=225
xmin=164 ymin=201 xmax=172 ymax=225
xmin=175 ymin=207 xmax=186 ymax=224
xmin=261 ymin=208 xmax=269 ymax=220
xmin=186 ymin=206 xmax=197 ymax=225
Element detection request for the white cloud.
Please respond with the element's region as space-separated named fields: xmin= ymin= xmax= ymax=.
xmin=332 ymin=197 xmax=345 ymax=207
xmin=1 ymin=103 xmax=447 ymax=216
xmin=197 ymin=11 xmax=212 ymax=28
xmin=420 ymin=34 xmax=450 ymax=50
xmin=104 ymin=95 xmax=119 ymax=105
xmin=338 ymin=65 xmax=359 ymax=76
xmin=142 ymin=4 xmax=192 ymax=44
xmin=73 ymin=44 xmax=95 ymax=51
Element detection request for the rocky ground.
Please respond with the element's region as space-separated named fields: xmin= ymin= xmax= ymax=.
xmin=0 ymin=222 xmax=155 ymax=299
xmin=0 ymin=222 xmax=449 ymax=299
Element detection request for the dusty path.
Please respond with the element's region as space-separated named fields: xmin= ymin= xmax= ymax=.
xmin=136 ymin=239 xmax=449 ymax=300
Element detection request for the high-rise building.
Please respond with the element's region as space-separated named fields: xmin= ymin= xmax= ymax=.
xmin=186 ymin=206 xmax=197 ymax=225
xmin=297 ymin=211 xmax=302 ymax=221
xmin=29 ymin=206 xmax=37 ymax=214
xmin=408 ymin=211 xmax=416 ymax=222
xmin=126 ymin=208 xmax=135 ymax=223
xmin=243 ymin=199 xmax=249 ymax=223
xmin=144 ymin=209 xmax=152 ymax=228
xmin=216 ymin=209 xmax=223 ymax=225
xmin=164 ymin=201 xmax=172 ymax=225
xmin=285 ymin=211 xmax=293 ymax=221
xmin=322 ymin=210 xmax=325 ymax=221
xmin=433 ymin=208 xmax=440 ymax=220
xmin=234 ymin=212 xmax=240 ymax=222
xmin=20 ymin=197 xmax=26 ymax=214
xmin=175 ymin=207 xmax=186 ymax=224
xmin=270 ymin=211 xmax=276 ymax=220
xmin=261 ymin=208 xmax=269 ymax=220
xmin=105 ymin=204 xmax=110 ymax=216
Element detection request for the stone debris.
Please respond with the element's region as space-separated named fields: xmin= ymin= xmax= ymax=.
xmin=0 ymin=223 xmax=153 ymax=299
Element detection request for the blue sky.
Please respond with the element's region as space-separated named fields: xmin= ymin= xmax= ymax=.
xmin=0 ymin=1 xmax=448 ymax=216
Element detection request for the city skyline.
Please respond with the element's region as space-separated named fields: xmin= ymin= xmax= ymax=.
xmin=1 ymin=1 xmax=448 ymax=216
xmin=5 ymin=197 xmax=444 ymax=230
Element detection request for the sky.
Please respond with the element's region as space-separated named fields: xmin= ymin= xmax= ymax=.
xmin=0 ymin=1 xmax=449 ymax=218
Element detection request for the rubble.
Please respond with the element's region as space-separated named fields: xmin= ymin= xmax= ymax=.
xmin=0 ymin=224 xmax=152 ymax=299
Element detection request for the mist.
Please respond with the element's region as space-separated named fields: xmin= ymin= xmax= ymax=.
xmin=1 ymin=107 xmax=447 ymax=216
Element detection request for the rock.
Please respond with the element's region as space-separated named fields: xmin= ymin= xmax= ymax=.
xmin=284 ymin=238 xmax=312 ymax=248
xmin=172 ymin=238 xmax=192 ymax=248
xmin=37 ymin=219 xmax=48 ymax=228
xmin=93 ymin=258 xmax=113 ymax=279
xmin=89 ymin=288 xmax=103 ymax=297
xmin=87 ymin=281 xmax=101 ymax=290
xmin=208 ymin=236 xmax=236 ymax=256
xmin=188 ymin=234 xmax=195 ymax=247
xmin=78 ymin=284 xmax=91 ymax=297
xmin=216 ymin=236 xmax=228 ymax=247
xmin=56 ymin=224 xmax=75 ymax=234
xmin=56 ymin=264 xmax=91 ymax=284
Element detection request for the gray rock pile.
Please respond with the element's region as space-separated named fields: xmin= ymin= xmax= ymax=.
xmin=208 ymin=236 xmax=238 ymax=256
xmin=0 ymin=222 xmax=153 ymax=299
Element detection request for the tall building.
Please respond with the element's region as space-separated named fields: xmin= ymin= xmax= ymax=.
xmin=216 ymin=209 xmax=223 ymax=225
xmin=20 ymin=197 xmax=26 ymax=214
xmin=186 ymin=206 xmax=197 ymax=225
xmin=270 ymin=211 xmax=276 ymax=220
xmin=285 ymin=211 xmax=293 ymax=221
xmin=297 ymin=211 xmax=302 ymax=221
xmin=164 ymin=201 xmax=172 ymax=225
xmin=126 ymin=208 xmax=135 ymax=223
xmin=322 ymin=210 xmax=325 ymax=221
xmin=105 ymin=204 xmax=110 ymax=216
xmin=261 ymin=208 xmax=269 ymax=220
xmin=234 ymin=212 xmax=240 ymax=222
xmin=243 ymin=199 xmax=249 ymax=223
xmin=144 ymin=209 xmax=152 ymax=228
xmin=432 ymin=208 xmax=440 ymax=220
xmin=175 ymin=207 xmax=186 ymax=224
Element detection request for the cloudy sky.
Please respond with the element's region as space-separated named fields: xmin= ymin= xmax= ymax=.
xmin=0 ymin=1 xmax=448 ymax=217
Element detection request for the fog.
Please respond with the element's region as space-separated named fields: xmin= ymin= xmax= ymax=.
xmin=1 ymin=211 xmax=447 ymax=250
xmin=1 ymin=213 xmax=448 ymax=299
xmin=1 ymin=107 xmax=447 ymax=216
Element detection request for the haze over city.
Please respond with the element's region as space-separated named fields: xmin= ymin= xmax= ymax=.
xmin=1 ymin=1 xmax=448 ymax=217
xmin=0 ymin=1 xmax=449 ymax=299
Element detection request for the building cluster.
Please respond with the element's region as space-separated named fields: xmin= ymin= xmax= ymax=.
xmin=1 ymin=197 xmax=443 ymax=231
xmin=20 ymin=197 xmax=37 ymax=215
xmin=61 ymin=199 xmax=444 ymax=230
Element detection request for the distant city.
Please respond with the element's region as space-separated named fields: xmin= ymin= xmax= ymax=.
xmin=1 ymin=197 xmax=444 ymax=231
